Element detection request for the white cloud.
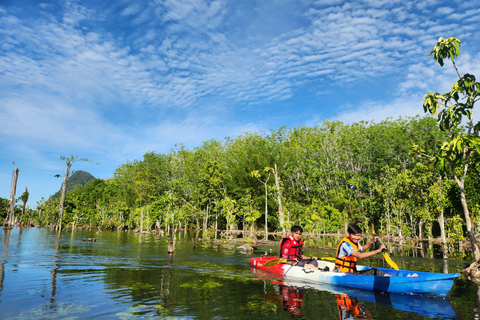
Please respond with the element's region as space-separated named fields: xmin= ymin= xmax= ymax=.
xmin=338 ymin=97 xmax=425 ymax=124
xmin=120 ymin=3 xmax=143 ymax=16
xmin=0 ymin=95 xmax=128 ymax=152
xmin=435 ymin=6 xmax=455 ymax=15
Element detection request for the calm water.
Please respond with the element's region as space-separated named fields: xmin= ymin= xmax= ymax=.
xmin=0 ymin=227 xmax=477 ymax=319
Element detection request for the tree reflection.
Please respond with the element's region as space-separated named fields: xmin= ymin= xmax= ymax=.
xmin=0 ymin=229 xmax=12 ymax=302
xmin=50 ymin=231 xmax=61 ymax=308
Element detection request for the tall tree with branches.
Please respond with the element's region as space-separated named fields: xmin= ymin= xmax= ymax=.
xmin=423 ymin=37 xmax=480 ymax=266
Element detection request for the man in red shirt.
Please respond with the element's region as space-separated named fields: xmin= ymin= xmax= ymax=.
xmin=279 ymin=226 xmax=318 ymax=269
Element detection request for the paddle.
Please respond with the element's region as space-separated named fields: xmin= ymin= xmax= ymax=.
xmin=372 ymin=232 xmax=399 ymax=271
xmin=264 ymin=257 xmax=335 ymax=267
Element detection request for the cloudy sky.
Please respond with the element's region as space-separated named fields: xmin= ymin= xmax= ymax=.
xmin=1 ymin=0 xmax=479 ymax=207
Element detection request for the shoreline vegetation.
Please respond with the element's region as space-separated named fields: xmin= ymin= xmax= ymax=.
xmin=8 ymin=223 xmax=477 ymax=259
xmin=3 ymin=115 xmax=480 ymax=266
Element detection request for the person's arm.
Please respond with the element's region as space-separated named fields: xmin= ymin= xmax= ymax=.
xmin=301 ymin=253 xmax=317 ymax=260
xmin=350 ymin=244 xmax=385 ymax=260
xmin=362 ymin=236 xmax=379 ymax=251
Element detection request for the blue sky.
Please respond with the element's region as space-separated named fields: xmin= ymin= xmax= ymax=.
xmin=1 ymin=0 xmax=479 ymax=207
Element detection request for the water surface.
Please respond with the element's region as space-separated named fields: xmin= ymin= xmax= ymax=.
xmin=0 ymin=228 xmax=476 ymax=319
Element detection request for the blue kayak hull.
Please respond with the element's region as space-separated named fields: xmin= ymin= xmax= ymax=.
xmin=250 ymin=256 xmax=460 ymax=296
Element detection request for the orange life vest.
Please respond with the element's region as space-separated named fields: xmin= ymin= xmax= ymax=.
xmin=335 ymin=236 xmax=359 ymax=273
xmin=336 ymin=294 xmax=363 ymax=318
xmin=279 ymin=236 xmax=303 ymax=260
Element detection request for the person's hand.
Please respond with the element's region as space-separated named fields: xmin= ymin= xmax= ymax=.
xmin=378 ymin=244 xmax=386 ymax=252
xmin=312 ymin=256 xmax=318 ymax=260
xmin=372 ymin=235 xmax=379 ymax=243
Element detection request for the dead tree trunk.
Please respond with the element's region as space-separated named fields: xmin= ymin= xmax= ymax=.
xmin=4 ymin=166 xmax=19 ymax=229
xmin=274 ymin=164 xmax=285 ymax=233
xmin=203 ymin=202 xmax=209 ymax=231
xmin=438 ymin=210 xmax=447 ymax=258
xmin=57 ymin=160 xmax=72 ymax=231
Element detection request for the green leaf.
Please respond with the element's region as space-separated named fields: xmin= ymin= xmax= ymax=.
xmin=429 ymin=37 xmax=461 ymax=67
xmin=474 ymin=123 xmax=480 ymax=136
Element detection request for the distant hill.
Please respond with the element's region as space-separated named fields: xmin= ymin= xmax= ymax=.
xmin=51 ymin=170 xmax=95 ymax=199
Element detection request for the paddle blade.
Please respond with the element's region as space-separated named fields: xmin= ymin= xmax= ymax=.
xmin=373 ymin=232 xmax=399 ymax=270
xmin=383 ymin=252 xmax=399 ymax=270
xmin=264 ymin=258 xmax=286 ymax=267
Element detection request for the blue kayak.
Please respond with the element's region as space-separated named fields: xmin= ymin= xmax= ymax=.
xmin=250 ymin=256 xmax=461 ymax=296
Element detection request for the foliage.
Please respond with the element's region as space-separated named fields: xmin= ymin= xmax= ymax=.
xmin=0 ymin=197 xmax=9 ymax=219
xmin=445 ymin=215 xmax=464 ymax=244
xmin=422 ymin=36 xmax=480 ymax=260
xmin=27 ymin=115 xmax=479 ymax=252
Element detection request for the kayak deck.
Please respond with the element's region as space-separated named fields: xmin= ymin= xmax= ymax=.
xmin=250 ymin=256 xmax=460 ymax=296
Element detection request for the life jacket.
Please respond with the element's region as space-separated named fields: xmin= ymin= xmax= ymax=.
xmin=335 ymin=236 xmax=360 ymax=273
xmin=279 ymin=236 xmax=303 ymax=261
xmin=336 ymin=294 xmax=363 ymax=318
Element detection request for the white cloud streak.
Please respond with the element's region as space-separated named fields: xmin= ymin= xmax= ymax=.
xmin=0 ymin=0 xmax=479 ymax=202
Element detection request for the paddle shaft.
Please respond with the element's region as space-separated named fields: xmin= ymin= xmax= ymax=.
xmin=374 ymin=234 xmax=386 ymax=252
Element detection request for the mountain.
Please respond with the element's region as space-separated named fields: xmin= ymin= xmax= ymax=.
xmin=51 ymin=170 xmax=95 ymax=199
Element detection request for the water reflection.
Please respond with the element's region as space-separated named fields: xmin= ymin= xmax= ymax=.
xmin=336 ymin=293 xmax=375 ymax=320
xmin=51 ymin=231 xmax=61 ymax=308
xmin=294 ymin=279 xmax=456 ymax=319
xmin=0 ymin=228 xmax=12 ymax=302
xmin=263 ymin=282 xmax=377 ymax=320
xmin=279 ymin=284 xmax=304 ymax=318
xmin=252 ymin=266 xmax=458 ymax=319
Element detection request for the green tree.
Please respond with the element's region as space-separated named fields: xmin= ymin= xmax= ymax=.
xmin=427 ymin=175 xmax=453 ymax=256
xmin=0 ymin=197 xmax=9 ymax=220
xmin=423 ymin=37 xmax=480 ymax=262
xmin=20 ymin=187 xmax=29 ymax=219
xmin=189 ymin=156 xmax=225 ymax=230
xmin=238 ymin=191 xmax=260 ymax=235
xmin=251 ymin=166 xmax=273 ymax=238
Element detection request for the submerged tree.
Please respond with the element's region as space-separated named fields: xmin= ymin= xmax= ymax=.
xmin=423 ymin=37 xmax=480 ymax=266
